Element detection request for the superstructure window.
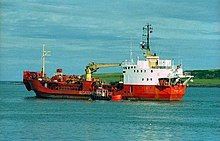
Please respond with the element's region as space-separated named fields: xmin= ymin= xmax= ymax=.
xmin=123 ymin=67 xmax=127 ymax=69
xmin=151 ymin=70 xmax=153 ymax=73
xmin=128 ymin=67 xmax=130 ymax=69
xmin=131 ymin=66 xmax=133 ymax=69
xmin=142 ymin=78 xmax=144 ymax=81
xmin=134 ymin=70 xmax=135 ymax=72
xmin=141 ymin=70 xmax=143 ymax=73
xmin=147 ymin=78 xmax=149 ymax=81
xmin=150 ymin=78 xmax=152 ymax=81
xmin=144 ymin=70 xmax=146 ymax=73
xmin=137 ymin=70 xmax=139 ymax=73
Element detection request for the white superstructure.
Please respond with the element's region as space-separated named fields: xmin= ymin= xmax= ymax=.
xmin=122 ymin=57 xmax=183 ymax=85
xmin=121 ymin=24 xmax=192 ymax=86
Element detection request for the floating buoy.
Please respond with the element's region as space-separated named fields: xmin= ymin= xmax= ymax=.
xmin=111 ymin=95 xmax=122 ymax=101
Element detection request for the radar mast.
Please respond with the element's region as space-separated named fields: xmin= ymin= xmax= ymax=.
xmin=140 ymin=24 xmax=153 ymax=56
xmin=41 ymin=44 xmax=51 ymax=78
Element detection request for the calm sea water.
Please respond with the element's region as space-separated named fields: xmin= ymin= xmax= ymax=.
xmin=0 ymin=84 xmax=219 ymax=141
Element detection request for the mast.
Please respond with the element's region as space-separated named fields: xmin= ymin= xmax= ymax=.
xmin=41 ymin=44 xmax=51 ymax=78
xmin=140 ymin=24 xmax=153 ymax=56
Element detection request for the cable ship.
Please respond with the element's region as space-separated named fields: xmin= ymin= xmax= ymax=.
xmin=23 ymin=24 xmax=193 ymax=101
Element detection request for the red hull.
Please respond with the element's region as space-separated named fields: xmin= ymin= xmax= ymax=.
xmin=25 ymin=79 xmax=186 ymax=101
xmin=114 ymin=85 xmax=186 ymax=101
xmin=28 ymin=80 xmax=91 ymax=100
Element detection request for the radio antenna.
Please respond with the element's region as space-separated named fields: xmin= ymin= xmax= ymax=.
xmin=41 ymin=44 xmax=51 ymax=78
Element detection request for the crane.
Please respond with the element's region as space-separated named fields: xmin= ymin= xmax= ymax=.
xmin=85 ymin=62 xmax=121 ymax=81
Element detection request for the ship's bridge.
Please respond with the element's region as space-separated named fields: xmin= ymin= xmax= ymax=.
xmin=145 ymin=55 xmax=159 ymax=68
xmin=144 ymin=54 xmax=172 ymax=69
xmin=122 ymin=56 xmax=173 ymax=70
xmin=122 ymin=58 xmax=173 ymax=69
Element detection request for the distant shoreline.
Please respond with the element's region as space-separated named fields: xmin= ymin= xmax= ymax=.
xmin=0 ymin=81 xmax=23 ymax=85
xmin=189 ymin=83 xmax=220 ymax=88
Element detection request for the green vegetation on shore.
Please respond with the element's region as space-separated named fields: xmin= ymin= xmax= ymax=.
xmin=190 ymin=79 xmax=220 ymax=87
xmin=93 ymin=73 xmax=122 ymax=84
xmin=185 ymin=69 xmax=220 ymax=87
xmin=185 ymin=69 xmax=220 ymax=79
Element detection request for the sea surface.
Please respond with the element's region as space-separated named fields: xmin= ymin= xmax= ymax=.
xmin=0 ymin=83 xmax=220 ymax=141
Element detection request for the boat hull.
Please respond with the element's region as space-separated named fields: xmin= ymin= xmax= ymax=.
xmin=28 ymin=79 xmax=91 ymax=100
xmin=35 ymin=93 xmax=90 ymax=100
xmin=25 ymin=79 xmax=186 ymax=101
xmin=118 ymin=85 xmax=186 ymax=101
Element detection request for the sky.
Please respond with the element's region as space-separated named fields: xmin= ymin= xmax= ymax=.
xmin=0 ymin=0 xmax=220 ymax=81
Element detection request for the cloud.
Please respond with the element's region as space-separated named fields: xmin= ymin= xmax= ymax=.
xmin=149 ymin=17 xmax=220 ymax=40
xmin=0 ymin=0 xmax=220 ymax=81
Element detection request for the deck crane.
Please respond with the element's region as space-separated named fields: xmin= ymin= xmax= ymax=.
xmin=85 ymin=62 xmax=121 ymax=81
